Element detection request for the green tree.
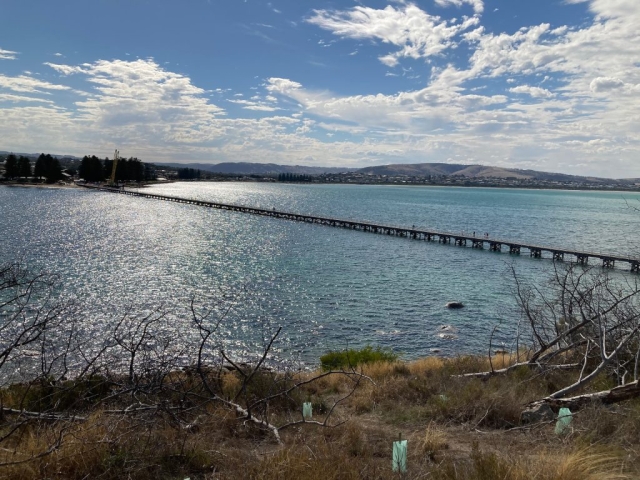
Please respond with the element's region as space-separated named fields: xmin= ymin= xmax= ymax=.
xmin=4 ymin=154 xmax=18 ymax=179
xmin=79 ymin=155 xmax=104 ymax=182
xmin=143 ymin=162 xmax=156 ymax=181
xmin=18 ymin=156 xmax=31 ymax=178
xmin=177 ymin=167 xmax=200 ymax=180
xmin=34 ymin=153 xmax=63 ymax=183
xmin=34 ymin=154 xmax=46 ymax=179
xmin=46 ymin=158 xmax=63 ymax=183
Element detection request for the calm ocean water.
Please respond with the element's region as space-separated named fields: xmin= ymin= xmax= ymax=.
xmin=1 ymin=183 xmax=639 ymax=363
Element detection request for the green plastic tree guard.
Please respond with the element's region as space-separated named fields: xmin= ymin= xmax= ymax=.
xmin=303 ymin=402 xmax=313 ymax=419
xmin=554 ymin=407 xmax=573 ymax=435
xmin=392 ymin=439 xmax=407 ymax=473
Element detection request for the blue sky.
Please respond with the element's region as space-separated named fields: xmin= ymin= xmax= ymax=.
xmin=1 ymin=0 xmax=639 ymax=177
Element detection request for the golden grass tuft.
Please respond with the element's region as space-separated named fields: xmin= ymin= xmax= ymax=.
xmin=221 ymin=370 xmax=242 ymax=398
xmin=408 ymin=356 xmax=445 ymax=375
xmin=552 ymin=449 xmax=630 ymax=480
xmin=420 ymin=422 xmax=449 ymax=458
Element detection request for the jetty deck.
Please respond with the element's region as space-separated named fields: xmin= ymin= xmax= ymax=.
xmin=83 ymin=185 xmax=640 ymax=272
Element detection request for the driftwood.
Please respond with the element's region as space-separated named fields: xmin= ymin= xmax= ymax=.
xmin=455 ymin=362 xmax=581 ymax=379
xmin=1 ymin=408 xmax=86 ymax=422
xmin=527 ymin=380 xmax=640 ymax=411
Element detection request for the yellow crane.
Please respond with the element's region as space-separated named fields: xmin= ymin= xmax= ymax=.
xmin=109 ymin=149 xmax=120 ymax=187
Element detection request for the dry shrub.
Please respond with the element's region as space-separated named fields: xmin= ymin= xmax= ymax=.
xmin=307 ymin=369 xmax=348 ymax=394
xmin=248 ymin=423 xmax=393 ymax=480
xmin=351 ymin=386 xmax=375 ymax=414
xmin=420 ymin=422 xmax=449 ymax=459
xmin=361 ymin=360 xmax=406 ymax=380
xmin=221 ymin=370 xmax=242 ymax=398
xmin=431 ymin=445 xmax=630 ymax=480
xmin=248 ymin=444 xmax=380 ymax=480
xmin=408 ymin=356 xmax=445 ymax=375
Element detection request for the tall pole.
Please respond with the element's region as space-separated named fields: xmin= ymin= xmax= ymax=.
xmin=109 ymin=149 xmax=119 ymax=186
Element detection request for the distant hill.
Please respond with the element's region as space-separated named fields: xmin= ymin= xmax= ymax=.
xmin=357 ymin=163 xmax=633 ymax=184
xmin=154 ymin=162 xmax=352 ymax=175
xmin=0 ymin=151 xmax=82 ymax=161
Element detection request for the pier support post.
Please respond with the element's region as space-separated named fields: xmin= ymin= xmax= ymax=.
xmin=602 ymin=258 xmax=615 ymax=269
xmin=472 ymin=240 xmax=484 ymax=249
xmin=631 ymin=261 xmax=640 ymax=273
xmin=489 ymin=242 xmax=501 ymax=252
xmin=454 ymin=238 xmax=466 ymax=246
xmin=530 ymin=248 xmax=542 ymax=258
xmin=508 ymin=245 xmax=521 ymax=254
xmin=576 ymin=254 xmax=589 ymax=265
xmin=553 ymin=252 xmax=564 ymax=261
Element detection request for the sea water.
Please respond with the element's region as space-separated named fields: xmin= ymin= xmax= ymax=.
xmin=1 ymin=183 xmax=638 ymax=363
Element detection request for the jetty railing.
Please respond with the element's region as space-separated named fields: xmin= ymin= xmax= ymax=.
xmin=82 ymin=185 xmax=640 ymax=273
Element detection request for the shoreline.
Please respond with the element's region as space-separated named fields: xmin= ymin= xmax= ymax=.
xmin=3 ymin=179 xmax=640 ymax=194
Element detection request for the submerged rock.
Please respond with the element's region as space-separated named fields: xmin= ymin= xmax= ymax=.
xmin=445 ymin=301 xmax=464 ymax=309
xmin=437 ymin=333 xmax=458 ymax=340
xmin=438 ymin=324 xmax=458 ymax=333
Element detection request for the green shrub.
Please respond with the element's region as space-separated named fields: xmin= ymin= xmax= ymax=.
xmin=320 ymin=346 xmax=398 ymax=370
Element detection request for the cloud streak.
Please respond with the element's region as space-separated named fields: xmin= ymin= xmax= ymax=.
xmin=0 ymin=48 xmax=18 ymax=60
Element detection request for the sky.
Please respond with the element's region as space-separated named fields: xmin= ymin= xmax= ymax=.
xmin=1 ymin=0 xmax=639 ymax=177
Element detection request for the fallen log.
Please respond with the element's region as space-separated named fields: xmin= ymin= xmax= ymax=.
xmin=526 ymin=380 xmax=640 ymax=412
xmin=455 ymin=362 xmax=581 ymax=380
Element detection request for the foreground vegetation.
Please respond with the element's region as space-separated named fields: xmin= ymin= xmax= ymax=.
xmin=1 ymin=352 xmax=639 ymax=479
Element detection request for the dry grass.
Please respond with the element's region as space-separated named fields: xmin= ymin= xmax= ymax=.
xmin=420 ymin=422 xmax=449 ymax=460
xmin=1 ymin=356 xmax=639 ymax=479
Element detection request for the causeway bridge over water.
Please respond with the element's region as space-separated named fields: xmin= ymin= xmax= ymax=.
xmin=85 ymin=185 xmax=640 ymax=273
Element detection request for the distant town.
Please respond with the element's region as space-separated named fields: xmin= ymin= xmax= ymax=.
xmin=2 ymin=151 xmax=639 ymax=191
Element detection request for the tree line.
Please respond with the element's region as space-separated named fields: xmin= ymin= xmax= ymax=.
xmin=3 ymin=153 xmax=63 ymax=183
xmin=78 ymin=155 xmax=156 ymax=183
xmin=278 ymin=173 xmax=314 ymax=182
xmin=177 ymin=167 xmax=201 ymax=180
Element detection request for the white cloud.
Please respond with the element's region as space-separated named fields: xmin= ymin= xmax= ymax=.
xmin=45 ymin=62 xmax=87 ymax=75
xmin=266 ymin=77 xmax=302 ymax=94
xmin=306 ymin=4 xmax=479 ymax=67
xmin=589 ymin=76 xmax=625 ymax=92
xmin=509 ymin=85 xmax=555 ymax=98
xmin=0 ymin=75 xmax=71 ymax=94
xmin=0 ymin=94 xmax=55 ymax=104
xmin=434 ymin=0 xmax=484 ymax=14
xmin=0 ymin=48 xmax=18 ymax=60
xmin=228 ymin=98 xmax=281 ymax=111
xmin=583 ymin=0 xmax=639 ymax=20
xmin=71 ymin=59 xmax=225 ymax=138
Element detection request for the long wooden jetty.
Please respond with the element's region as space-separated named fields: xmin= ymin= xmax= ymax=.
xmin=84 ymin=185 xmax=640 ymax=273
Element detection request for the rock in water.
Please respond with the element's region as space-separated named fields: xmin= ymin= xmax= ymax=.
xmin=445 ymin=301 xmax=464 ymax=309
